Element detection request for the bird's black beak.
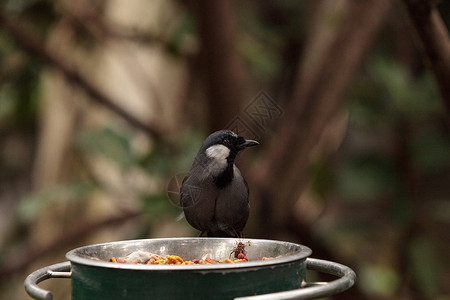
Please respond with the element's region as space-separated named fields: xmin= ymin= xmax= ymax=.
xmin=236 ymin=138 xmax=259 ymax=150
xmin=242 ymin=139 xmax=259 ymax=147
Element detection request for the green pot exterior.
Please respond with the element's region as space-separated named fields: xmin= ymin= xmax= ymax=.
xmin=71 ymin=259 xmax=306 ymax=300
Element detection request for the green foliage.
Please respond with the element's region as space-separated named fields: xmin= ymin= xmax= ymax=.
xmin=76 ymin=127 xmax=135 ymax=169
xmin=164 ymin=15 xmax=196 ymax=57
xmin=373 ymin=58 xmax=440 ymax=118
xmin=349 ymin=56 xmax=442 ymax=129
xmin=238 ymin=2 xmax=307 ymax=83
xmin=142 ymin=193 xmax=178 ymax=220
xmin=336 ymin=154 xmax=396 ymax=203
xmin=139 ymin=129 xmax=203 ymax=176
xmin=0 ymin=59 xmax=41 ymax=127
xmin=388 ymin=191 xmax=414 ymax=225
xmin=336 ymin=52 xmax=448 ymax=298
xmin=308 ymin=159 xmax=333 ymax=198
xmin=17 ymin=180 xmax=97 ymax=223
xmin=411 ymin=126 xmax=450 ymax=174
xmin=408 ymin=237 xmax=441 ymax=297
xmin=0 ymin=84 xmax=16 ymax=121
xmin=239 ymin=32 xmax=281 ymax=81
xmin=360 ymin=264 xmax=401 ymax=297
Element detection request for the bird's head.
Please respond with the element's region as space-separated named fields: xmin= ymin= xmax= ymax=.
xmin=199 ymin=130 xmax=259 ymax=164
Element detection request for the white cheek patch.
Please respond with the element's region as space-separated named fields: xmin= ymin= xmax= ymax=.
xmin=204 ymin=144 xmax=231 ymax=176
xmin=205 ymin=144 xmax=230 ymax=162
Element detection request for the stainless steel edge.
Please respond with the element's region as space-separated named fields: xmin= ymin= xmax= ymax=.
xmin=66 ymin=237 xmax=312 ymax=271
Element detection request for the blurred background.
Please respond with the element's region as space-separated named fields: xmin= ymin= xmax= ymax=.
xmin=0 ymin=0 xmax=449 ymax=299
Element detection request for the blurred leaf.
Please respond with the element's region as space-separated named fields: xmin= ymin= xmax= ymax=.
xmin=165 ymin=15 xmax=196 ymax=57
xmin=308 ymin=159 xmax=333 ymax=198
xmin=408 ymin=237 xmax=441 ymax=297
xmin=140 ymin=129 xmax=203 ymax=175
xmin=348 ymin=56 xmax=441 ymax=128
xmin=142 ymin=193 xmax=178 ymax=220
xmin=411 ymin=126 xmax=450 ymax=174
xmin=17 ymin=181 xmax=96 ymax=222
xmin=348 ymin=96 xmax=391 ymax=129
xmin=360 ymin=264 xmax=400 ymax=297
xmin=427 ymin=200 xmax=450 ymax=223
xmin=238 ymin=7 xmax=283 ymax=80
xmin=372 ymin=57 xmax=440 ymax=118
xmin=348 ymin=76 xmax=392 ymax=129
xmin=76 ymin=127 xmax=134 ymax=168
xmin=5 ymin=0 xmax=40 ymax=11
xmin=140 ymin=143 xmax=176 ymax=175
xmin=0 ymin=60 xmax=41 ymax=127
xmin=239 ymin=32 xmax=281 ymax=80
xmin=336 ymin=154 xmax=396 ymax=202
xmin=388 ymin=191 xmax=414 ymax=225
xmin=0 ymin=32 xmax=18 ymax=60
xmin=0 ymin=84 xmax=16 ymax=121
xmin=14 ymin=65 xmax=40 ymax=126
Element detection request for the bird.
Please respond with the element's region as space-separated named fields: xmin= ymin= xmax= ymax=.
xmin=180 ymin=130 xmax=258 ymax=237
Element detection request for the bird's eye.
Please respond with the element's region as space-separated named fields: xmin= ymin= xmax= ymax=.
xmin=223 ymin=138 xmax=229 ymax=146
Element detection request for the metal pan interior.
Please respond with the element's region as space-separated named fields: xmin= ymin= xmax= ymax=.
xmin=66 ymin=237 xmax=312 ymax=271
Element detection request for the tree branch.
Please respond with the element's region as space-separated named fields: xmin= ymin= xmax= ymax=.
xmin=402 ymin=0 xmax=450 ymax=116
xmin=251 ymin=0 xmax=393 ymax=236
xmin=0 ymin=11 xmax=165 ymax=142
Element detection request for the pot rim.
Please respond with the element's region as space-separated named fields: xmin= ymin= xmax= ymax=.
xmin=66 ymin=237 xmax=312 ymax=271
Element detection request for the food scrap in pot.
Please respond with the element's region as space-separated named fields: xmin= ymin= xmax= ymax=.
xmin=109 ymin=241 xmax=271 ymax=265
xmin=110 ymin=252 xmax=254 ymax=265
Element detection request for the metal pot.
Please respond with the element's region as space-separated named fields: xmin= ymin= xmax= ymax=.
xmin=25 ymin=238 xmax=356 ymax=300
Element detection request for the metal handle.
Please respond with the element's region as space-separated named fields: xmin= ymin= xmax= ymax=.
xmin=235 ymin=258 xmax=356 ymax=300
xmin=24 ymin=258 xmax=354 ymax=300
xmin=24 ymin=261 xmax=72 ymax=300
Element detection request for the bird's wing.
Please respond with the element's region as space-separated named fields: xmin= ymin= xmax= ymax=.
xmin=234 ymin=165 xmax=250 ymax=202
xmin=176 ymin=211 xmax=185 ymax=221
xmin=243 ymin=177 xmax=249 ymax=200
xmin=179 ymin=174 xmax=189 ymax=207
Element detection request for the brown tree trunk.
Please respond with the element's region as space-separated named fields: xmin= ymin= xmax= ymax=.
xmin=192 ymin=0 xmax=246 ymax=131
